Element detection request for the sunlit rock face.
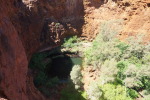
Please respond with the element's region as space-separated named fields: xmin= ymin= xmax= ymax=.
xmin=82 ymin=0 xmax=150 ymax=41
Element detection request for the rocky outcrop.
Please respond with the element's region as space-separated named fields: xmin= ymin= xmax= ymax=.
xmin=13 ymin=0 xmax=84 ymax=57
xmin=82 ymin=0 xmax=150 ymax=41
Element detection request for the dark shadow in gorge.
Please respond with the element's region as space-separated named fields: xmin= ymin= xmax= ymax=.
xmin=46 ymin=55 xmax=74 ymax=79
xmin=29 ymin=47 xmax=82 ymax=98
xmin=60 ymin=81 xmax=86 ymax=100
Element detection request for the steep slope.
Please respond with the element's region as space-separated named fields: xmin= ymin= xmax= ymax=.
xmin=82 ymin=0 xmax=150 ymax=41
xmin=0 ymin=0 xmax=84 ymax=100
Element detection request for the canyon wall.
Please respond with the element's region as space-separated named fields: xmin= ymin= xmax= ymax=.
xmin=0 ymin=0 xmax=84 ymax=100
xmin=0 ymin=0 xmax=149 ymax=100
xmin=82 ymin=0 xmax=150 ymax=41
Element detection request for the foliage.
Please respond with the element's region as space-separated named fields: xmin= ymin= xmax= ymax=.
xmin=122 ymin=64 xmax=150 ymax=90
xmin=46 ymin=77 xmax=59 ymax=88
xmin=83 ymin=20 xmax=150 ymax=100
xmin=34 ymin=71 xmax=48 ymax=86
xmin=70 ymin=65 xmax=83 ymax=89
xmin=34 ymin=76 xmax=59 ymax=97
xmin=100 ymin=84 xmax=134 ymax=100
xmin=29 ymin=19 xmax=150 ymax=100
xmin=127 ymin=88 xmax=139 ymax=99
xmin=29 ymin=52 xmax=60 ymax=96
xmin=97 ymin=59 xmax=118 ymax=84
xmin=85 ymin=39 xmax=121 ymax=65
xmin=99 ymin=19 xmax=123 ymax=42
xmin=123 ymin=64 xmax=139 ymax=88
xmin=86 ymin=83 xmax=102 ymax=100
xmin=86 ymin=83 xmax=137 ymax=100
xmin=84 ymin=20 xmax=123 ymax=66
xmin=60 ymin=83 xmax=86 ymax=100
xmin=29 ymin=53 xmax=48 ymax=71
xmin=62 ymin=36 xmax=81 ymax=50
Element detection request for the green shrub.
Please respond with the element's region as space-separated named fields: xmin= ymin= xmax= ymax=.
xmin=86 ymin=83 xmax=102 ymax=100
xmin=139 ymin=76 xmax=150 ymax=92
xmin=123 ymin=64 xmax=150 ymax=90
xmin=117 ymin=61 xmax=128 ymax=71
xmin=86 ymin=83 xmax=137 ymax=100
xmin=70 ymin=65 xmax=83 ymax=89
xmin=116 ymin=42 xmax=129 ymax=54
xmin=34 ymin=71 xmax=48 ymax=86
xmin=29 ymin=52 xmax=61 ymax=97
xmin=46 ymin=77 xmax=59 ymax=88
xmin=98 ymin=59 xmax=118 ymax=84
xmin=123 ymin=64 xmax=139 ymax=88
xmin=99 ymin=19 xmax=123 ymax=42
xmin=60 ymin=83 xmax=86 ymax=100
xmin=84 ymin=20 xmax=124 ymax=66
xmin=127 ymin=89 xmax=139 ymax=99
xmin=83 ymin=20 xmax=150 ymax=100
xmin=62 ymin=36 xmax=80 ymax=49
xmin=29 ymin=53 xmax=48 ymax=71
xmin=84 ymin=37 xmax=121 ymax=66
xmin=100 ymin=84 xmax=134 ymax=100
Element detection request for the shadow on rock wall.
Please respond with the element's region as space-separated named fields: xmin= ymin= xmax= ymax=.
xmin=0 ymin=0 xmax=85 ymax=100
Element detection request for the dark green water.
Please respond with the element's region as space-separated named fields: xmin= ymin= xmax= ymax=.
xmin=71 ymin=57 xmax=82 ymax=65
xmin=46 ymin=55 xmax=82 ymax=79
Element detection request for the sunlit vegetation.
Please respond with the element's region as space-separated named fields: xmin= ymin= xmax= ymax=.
xmin=63 ymin=20 xmax=150 ymax=100
xmin=80 ymin=20 xmax=150 ymax=100
xmin=29 ymin=19 xmax=150 ymax=100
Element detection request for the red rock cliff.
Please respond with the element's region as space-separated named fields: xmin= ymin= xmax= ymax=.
xmin=0 ymin=0 xmax=84 ymax=100
xmin=82 ymin=0 xmax=150 ymax=41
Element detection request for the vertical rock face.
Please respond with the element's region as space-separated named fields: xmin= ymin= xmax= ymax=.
xmin=0 ymin=0 xmax=84 ymax=100
xmin=16 ymin=0 xmax=84 ymax=57
xmin=0 ymin=16 xmax=28 ymax=100
xmin=65 ymin=0 xmax=84 ymax=31
xmin=0 ymin=1 xmax=28 ymax=100
xmin=66 ymin=0 xmax=84 ymax=16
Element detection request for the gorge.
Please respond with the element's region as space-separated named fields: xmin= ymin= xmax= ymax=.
xmin=0 ymin=0 xmax=150 ymax=100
